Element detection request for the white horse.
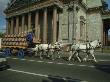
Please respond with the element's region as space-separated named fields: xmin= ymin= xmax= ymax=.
xmin=53 ymin=41 xmax=72 ymax=59
xmin=33 ymin=44 xmax=40 ymax=56
xmin=37 ymin=44 xmax=50 ymax=59
xmin=27 ymin=44 xmax=39 ymax=57
xmin=29 ymin=44 xmax=48 ymax=59
xmin=48 ymin=44 xmax=58 ymax=60
xmin=33 ymin=44 xmax=55 ymax=59
xmin=30 ymin=43 xmax=56 ymax=60
xmin=68 ymin=40 xmax=101 ymax=62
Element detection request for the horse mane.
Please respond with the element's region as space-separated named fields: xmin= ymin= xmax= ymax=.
xmin=90 ymin=40 xmax=98 ymax=48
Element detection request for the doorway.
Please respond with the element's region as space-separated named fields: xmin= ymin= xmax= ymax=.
xmin=103 ymin=19 xmax=110 ymax=46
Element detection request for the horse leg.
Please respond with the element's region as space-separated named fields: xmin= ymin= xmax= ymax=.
xmin=34 ymin=51 xmax=38 ymax=57
xmin=40 ymin=51 xmax=43 ymax=60
xmin=46 ymin=51 xmax=48 ymax=58
xmin=51 ymin=51 xmax=55 ymax=60
xmin=55 ymin=51 xmax=59 ymax=59
xmin=83 ymin=53 xmax=89 ymax=62
xmin=50 ymin=49 xmax=56 ymax=60
xmin=48 ymin=49 xmax=53 ymax=59
xmin=90 ymin=50 xmax=97 ymax=62
xmin=75 ymin=52 xmax=81 ymax=62
xmin=57 ymin=50 xmax=62 ymax=59
xmin=68 ymin=51 xmax=75 ymax=61
xmin=68 ymin=51 xmax=76 ymax=61
xmin=47 ymin=50 xmax=50 ymax=58
xmin=91 ymin=53 xmax=97 ymax=62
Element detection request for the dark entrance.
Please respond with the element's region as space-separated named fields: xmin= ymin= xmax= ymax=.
xmin=103 ymin=19 xmax=110 ymax=46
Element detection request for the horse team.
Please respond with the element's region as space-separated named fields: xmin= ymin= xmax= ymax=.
xmin=30 ymin=40 xmax=102 ymax=62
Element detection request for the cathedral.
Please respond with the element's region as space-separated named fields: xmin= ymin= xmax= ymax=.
xmin=3 ymin=0 xmax=110 ymax=47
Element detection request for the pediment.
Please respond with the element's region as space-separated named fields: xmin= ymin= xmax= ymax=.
xmin=6 ymin=0 xmax=48 ymax=11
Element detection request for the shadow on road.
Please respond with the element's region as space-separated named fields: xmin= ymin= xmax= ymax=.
xmin=42 ymin=75 xmax=85 ymax=82
xmin=94 ymin=63 xmax=110 ymax=73
xmin=0 ymin=65 xmax=10 ymax=71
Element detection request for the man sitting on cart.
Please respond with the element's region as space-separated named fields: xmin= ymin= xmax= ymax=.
xmin=26 ymin=32 xmax=34 ymax=48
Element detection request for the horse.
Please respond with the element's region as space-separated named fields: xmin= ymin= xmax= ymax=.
xmin=48 ymin=44 xmax=58 ymax=60
xmin=27 ymin=44 xmax=39 ymax=57
xmin=31 ymin=43 xmax=55 ymax=59
xmin=68 ymin=40 xmax=102 ymax=62
xmin=53 ymin=41 xmax=72 ymax=60
xmin=35 ymin=44 xmax=50 ymax=59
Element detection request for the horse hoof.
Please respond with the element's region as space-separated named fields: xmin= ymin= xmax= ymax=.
xmin=57 ymin=56 xmax=60 ymax=59
xmin=79 ymin=61 xmax=82 ymax=63
xmin=40 ymin=57 xmax=43 ymax=60
xmin=52 ymin=59 xmax=55 ymax=61
xmin=83 ymin=58 xmax=87 ymax=62
xmin=94 ymin=60 xmax=97 ymax=63
xmin=78 ymin=60 xmax=82 ymax=63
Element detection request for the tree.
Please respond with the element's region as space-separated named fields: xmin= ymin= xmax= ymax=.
xmin=0 ymin=32 xmax=5 ymax=38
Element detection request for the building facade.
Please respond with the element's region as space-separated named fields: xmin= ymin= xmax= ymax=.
xmin=4 ymin=0 xmax=110 ymax=46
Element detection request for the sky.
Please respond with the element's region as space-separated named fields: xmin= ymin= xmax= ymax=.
xmin=0 ymin=0 xmax=9 ymax=31
xmin=106 ymin=0 xmax=110 ymax=9
xmin=0 ymin=0 xmax=110 ymax=32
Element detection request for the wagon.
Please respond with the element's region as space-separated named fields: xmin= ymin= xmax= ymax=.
xmin=1 ymin=33 xmax=40 ymax=58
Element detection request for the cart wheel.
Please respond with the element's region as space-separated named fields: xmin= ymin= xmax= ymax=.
xmin=17 ymin=48 xmax=24 ymax=58
xmin=3 ymin=48 xmax=11 ymax=57
xmin=7 ymin=48 xmax=11 ymax=56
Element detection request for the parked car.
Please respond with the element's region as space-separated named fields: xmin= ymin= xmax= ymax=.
xmin=0 ymin=52 xmax=10 ymax=70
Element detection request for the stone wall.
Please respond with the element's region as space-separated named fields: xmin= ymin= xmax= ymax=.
xmin=87 ymin=10 xmax=103 ymax=41
xmin=83 ymin=0 xmax=87 ymax=4
xmin=76 ymin=4 xmax=87 ymax=42
xmin=59 ymin=5 xmax=69 ymax=42
xmin=87 ymin=0 xmax=102 ymax=8
xmin=58 ymin=1 xmax=103 ymax=43
xmin=58 ymin=3 xmax=87 ymax=43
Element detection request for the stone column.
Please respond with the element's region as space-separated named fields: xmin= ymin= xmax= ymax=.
xmin=6 ymin=19 xmax=9 ymax=34
xmin=8 ymin=20 xmax=11 ymax=34
xmin=105 ymin=31 xmax=108 ymax=46
xmin=43 ymin=8 xmax=48 ymax=43
xmin=35 ymin=11 xmax=39 ymax=42
xmin=10 ymin=17 xmax=14 ymax=34
xmin=16 ymin=16 xmax=19 ymax=34
xmin=53 ymin=7 xmax=57 ymax=43
xmin=22 ymin=15 xmax=25 ymax=33
xmin=28 ymin=13 xmax=31 ymax=32
xmin=103 ymin=30 xmax=105 ymax=46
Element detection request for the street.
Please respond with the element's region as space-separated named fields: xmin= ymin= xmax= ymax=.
xmin=0 ymin=52 xmax=110 ymax=82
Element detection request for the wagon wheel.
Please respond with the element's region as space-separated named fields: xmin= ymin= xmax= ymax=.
xmin=3 ymin=48 xmax=12 ymax=57
xmin=17 ymin=48 xmax=24 ymax=58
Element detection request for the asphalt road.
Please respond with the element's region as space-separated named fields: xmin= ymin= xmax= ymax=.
xmin=0 ymin=52 xmax=110 ymax=82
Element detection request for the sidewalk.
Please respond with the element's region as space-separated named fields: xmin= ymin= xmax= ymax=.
xmin=95 ymin=51 xmax=110 ymax=56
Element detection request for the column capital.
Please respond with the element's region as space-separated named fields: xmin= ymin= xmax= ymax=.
xmin=28 ymin=12 xmax=31 ymax=15
xmin=35 ymin=10 xmax=39 ymax=12
xmin=43 ymin=7 xmax=47 ymax=10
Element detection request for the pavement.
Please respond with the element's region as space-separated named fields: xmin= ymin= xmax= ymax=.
xmin=0 ymin=52 xmax=110 ymax=82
